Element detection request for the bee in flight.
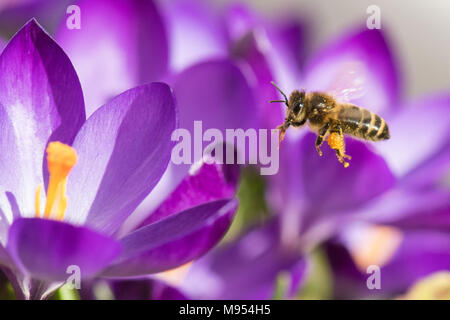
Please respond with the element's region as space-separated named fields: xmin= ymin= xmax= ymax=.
xmin=270 ymin=81 xmax=390 ymax=168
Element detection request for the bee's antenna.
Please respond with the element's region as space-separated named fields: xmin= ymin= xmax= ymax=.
xmin=270 ymin=81 xmax=288 ymax=106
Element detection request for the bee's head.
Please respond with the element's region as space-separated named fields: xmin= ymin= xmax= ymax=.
xmin=270 ymin=82 xmax=307 ymax=129
xmin=287 ymin=89 xmax=307 ymax=127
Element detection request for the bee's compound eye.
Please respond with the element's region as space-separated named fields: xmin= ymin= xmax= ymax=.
xmin=293 ymin=104 xmax=301 ymax=115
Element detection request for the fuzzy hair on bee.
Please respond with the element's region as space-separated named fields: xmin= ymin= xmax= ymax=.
xmin=270 ymin=81 xmax=390 ymax=168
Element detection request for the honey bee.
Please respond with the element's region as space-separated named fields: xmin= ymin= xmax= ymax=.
xmin=270 ymin=81 xmax=390 ymax=167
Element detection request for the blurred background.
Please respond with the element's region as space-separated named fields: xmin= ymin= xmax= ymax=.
xmin=215 ymin=0 xmax=450 ymax=99
xmin=2 ymin=0 xmax=450 ymax=97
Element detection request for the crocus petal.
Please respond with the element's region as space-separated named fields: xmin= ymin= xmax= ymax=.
xmin=163 ymin=59 xmax=257 ymax=194
xmin=359 ymin=188 xmax=450 ymax=231
xmin=269 ymin=133 xmax=395 ymax=235
xmin=109 ymin=278 xmax=188 ymax=300
xmin=119 ymin=154 xmax=239 ymax=236
xmin=0 ymin=20 xmax=85 ymax=220
xmin=56 ymin=0 xmax=168 ymax=116
xmin=6 ymin=218 xmax=120 ymax=282
xmin=173 ymin=59 xmax=258 ymax=133
xmin=300 ymin=135 xmax=395 ymax=214
xmin=229 ymin=28 xmax=284 ymax=130
xmin=103 ymin=199 xmax=237 ymax=277
xmin=170 ymin=59 xmax=258 ymax=177
xmin=388 ymin=203 xmax=450 ymax=232
xmin=375 ymin=95 xmax=450 ymax=178
xmin=326 ymin=230 xmax=450 ymax=299
xmin=399 ymin=147 xmax=450 ymax=191
xmin=225 ymin=3 xmax=306 ymax=74
xmin=136 ymin=160 xmax=239 ymax=228
xmin=66 ymin=83 xmax=176 ymax=235
xmin=304 ymin=29 xmax=400 ymax=114
xmin=160 ymin=0 xmax=228 ymax=73
xmin=181 ymin=218 xmax=307 ymax=300
xmin=225 ymin=4 xmax=305 ymax=128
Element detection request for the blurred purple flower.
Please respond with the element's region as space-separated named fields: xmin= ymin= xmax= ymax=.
xmin=55 ymin=0 xmax=169 ymax=117
xmin=325 ymin=226 xmax=450 ymax=299
xmin=159 ymin=0 xmax=229 ymax=74
xmin=0 ymin=20 xmax=238 ymax=299
xmin=177 ymin=17 xmax=449 ymax=299
xmin=180 ymin=218 xmax=307 ymax=300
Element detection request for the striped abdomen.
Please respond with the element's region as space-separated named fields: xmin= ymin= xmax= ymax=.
xmin=337 ymin=104 xmax=390 ymax=141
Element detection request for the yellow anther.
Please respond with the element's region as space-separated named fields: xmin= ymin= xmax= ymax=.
xmin=46 ymin=141 xmax=77 ymax=179
xmin=39 ymin=142 xmax=77 ymax=220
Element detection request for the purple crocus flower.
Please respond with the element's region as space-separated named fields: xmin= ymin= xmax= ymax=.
xmin=46 ymin=1 xmax=260 ymax=230
xmin=0 ymin=2 xmax=277 ymax=260
xmin=0 ymin=20 xmax=238 ymax=300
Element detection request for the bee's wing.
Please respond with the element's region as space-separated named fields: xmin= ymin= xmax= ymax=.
xmin=326 ymin=61 xmax=367 ymax=103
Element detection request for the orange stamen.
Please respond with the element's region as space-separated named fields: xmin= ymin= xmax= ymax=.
xmin=35 ymin=184 xmax=42 ymax=218
xmin=35 ymin=142 xmax=77 ymax=220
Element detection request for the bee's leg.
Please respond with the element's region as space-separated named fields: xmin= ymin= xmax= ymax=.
xmin=276 ymin=122 xmax=289 ymax=148
xmin=338 ymin=126 xmax=352 ymax=161
xmin=327 ymin=126 xmax=351 ymax=168
xmin=315 ymin=123 xmax=330 ymax=156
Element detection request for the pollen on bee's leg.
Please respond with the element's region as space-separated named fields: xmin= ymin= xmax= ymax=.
xmin=335 ymin=150 xmax=350 ymax=168
xmin=328 ymin=132 xmax=351 ymax=168
xmin=316 ymin=146 xmax=323 ymax=157
xmin=43 ymin=142 xmax=77 ymax=220
xmin=327 ymin=132 xmax=343 ymax=151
